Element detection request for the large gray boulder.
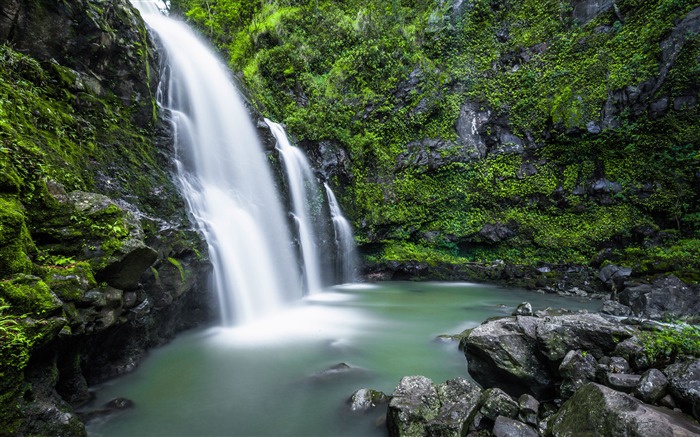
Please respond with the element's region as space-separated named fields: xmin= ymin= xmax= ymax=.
xmin=386 ymin=376 xmax=481 ymax=437
xmin=619 ymin=276 xmax=700 ymax=322
xmin=465 ymin=316 xmax=554 ymax=398
xmin=464 ymin=313 xmax=633 ymax=398
xmin=549 ymin=383 xmax=700 ymax=436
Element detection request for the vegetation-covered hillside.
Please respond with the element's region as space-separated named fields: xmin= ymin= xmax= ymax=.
xmin=172 ymin=0 xmax=700 ymax=281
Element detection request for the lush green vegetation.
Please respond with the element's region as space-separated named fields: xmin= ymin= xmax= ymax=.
xmin=0 ymin=35 xmax=171 ymax=429
xmin=641 ymin=324 xmax=700 ymax=366
xmin=171 ymin=0 xmax=699 ymax=277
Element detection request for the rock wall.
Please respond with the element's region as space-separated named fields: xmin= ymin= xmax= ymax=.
xmin=0 ymin=1 xmax=214 ymax=434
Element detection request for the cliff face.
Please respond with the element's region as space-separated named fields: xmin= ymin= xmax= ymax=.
xmin=0 ymin=1 xmax=212 ymax=434
xmin=171 ymin=0 xmax=700 ymax=285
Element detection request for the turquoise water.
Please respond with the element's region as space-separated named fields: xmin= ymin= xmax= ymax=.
xmin=86 ymin=282 xmax=600 ymax=436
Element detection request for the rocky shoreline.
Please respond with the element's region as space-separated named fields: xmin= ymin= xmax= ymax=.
xmin=350 ymin=275 xmax=700 ymax=436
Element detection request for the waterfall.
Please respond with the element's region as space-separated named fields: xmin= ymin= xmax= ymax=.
xmin=265 ymin=119 xmax=325 ymax=294
xmin=132 ymin=1 xmax=300 ymax=325
xmin=324 ymin=184 xmax=359 ymax=283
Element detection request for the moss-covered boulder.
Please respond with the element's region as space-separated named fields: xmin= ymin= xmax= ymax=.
xmin=549 ymin=382 xmax=700 ymax=436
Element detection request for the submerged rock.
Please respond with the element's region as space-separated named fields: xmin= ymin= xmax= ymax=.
xmin=349 ymin=388 xmax=389 ymax=412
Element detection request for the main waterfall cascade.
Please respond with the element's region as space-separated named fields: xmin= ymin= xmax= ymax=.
xmin=131 ymin=1 xmax=357 ymax=324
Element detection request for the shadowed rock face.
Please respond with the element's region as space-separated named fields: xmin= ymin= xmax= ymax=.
xmin=0 ymin=0 xmax=157 ymax=125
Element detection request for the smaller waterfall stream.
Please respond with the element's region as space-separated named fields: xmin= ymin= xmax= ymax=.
xmin=324 ymin=183 xmax=359 ymax=283
xmin=266 ymin=119 xmax=325 ymax=294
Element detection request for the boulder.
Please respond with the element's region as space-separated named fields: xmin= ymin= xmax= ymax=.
xmin=665 ymin=359 xmax=700 ymax=420
xmin=493 ymin=415 xmax=538 ymax=437
xmin=536 ymin=313 xmax=633 ymax=363
xmin=605 ymin=373 xmax=641 ymax=394
xmin=465 ymin=316 xmax=555 ymax=398
xmin=349 ymin=388 xmax=389 ymax=412
xmin=465 ymin=313 xmax=632 ymax=399
xmin=619 ymin=276 xmax=700 ymax=322
xmin=596 ymin=262 xmax=632 ymax=290
xmin=512 ymin=302 xmax=533 ymax=317
xmin=558 ymin=350 xmax=597 ymax=399
xmin=549 ymin=383 xmax=700 ymax=436
xmin=387 ymin=376 xmax=481 ymax=437
xmin=634 ymin=368 xmax=668 ymax=404
xmin=517 ymin=394 xmax=539 ymax=426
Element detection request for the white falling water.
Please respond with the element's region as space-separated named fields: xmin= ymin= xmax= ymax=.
xmin=265 ymin=119 xmax=324 ymax=294
xmin=324 ymin=183 xmax=359 ymax=283
xmin=132 ymin=1 xmax=300 ymax=325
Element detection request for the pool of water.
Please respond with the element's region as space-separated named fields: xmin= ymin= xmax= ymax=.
xmin=86 ymin=282 xmax=601 ymax=436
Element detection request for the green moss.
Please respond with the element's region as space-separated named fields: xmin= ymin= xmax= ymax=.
xmin=167 ymin=257 xmax=186 ymax=283
xmin=0 ymin=275 xmax=61 ymax=316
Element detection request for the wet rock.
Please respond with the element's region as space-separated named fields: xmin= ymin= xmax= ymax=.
xmin=619 ymin=276 xmax=700 ymax=322
xmin=478 ymin=223 xmax=516 ymax=243
xmin=465 ymin=316 xmax=555 ymax=398
xmin=665 ymin=359 xmax=700 ymax=420
xmin=536 ymin=313 xmax=633 ymax=363
xmin=559 ymin=350 xmax=597 ymax=399
xmin=605 ymin=373 xmax=641 ymax=394
xmin=349 ymin=388 xmax=389 ymax=412
xmin=634 ymin=368 xmax=668 ymax=404
xmin=549 ymin=383 xmax=700 ymax=436
xmin=493 ymin=415 xmax=538 ymax=437
xmin=600 ymin=299 xmax=633 ymax=317
xmin=387 ymin=376 xmax=482 ymax=437
xmin=517 ymin=394 xmax=539 ymax=426
xmin=79 ymin=397 xmax=134 ymax=422
xmin=310 ymin=363 xmax=365 ymax=381
xmin=597 ymin=264 xmax=631 ymax=291
xmin=512 ymin=302 xmax=533 ymax=317
xmin=479 ymin=388 xmax=519 ymax=421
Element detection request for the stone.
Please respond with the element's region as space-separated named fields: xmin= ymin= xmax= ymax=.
xmin=349 ymin=388 xmax=389 ymax=412
xmin=665 ymin=359 xmax=700 ymax=420
xmin=512 ymin=302 xmax=533 ymax=316
xmin=597 ymin=264 xmax=632 ymax=291
xmin=387 ymin=376 xmax=482 ymax=437
xmin=536 ymin=313 xmax=633 ymax=363
xmin=549 ymin=383 xmax=700 ymax=436
xmin=517 ymin=394 xmax=539 ymax=426
xmin=600 ymin=299 xmax=633 ymax=317
xmin=605 ymin=373 xmax=642 ymax=394
xmin=465 ymin=316 xmax=555 ymax=398
xmin=478 ymin=223 xmax=517 ymax=243
xmin=493 ymin=416 xmax=538 ymax=437
xmin=634 ymin=368 xmax=668 ymax=404
xmin=465 ymin=313 xmax=632 ymax=399
xmin=619 ymin=276 xmax=700 ymax=322
xmin=559 ymin=350 xmax=597 ymax=399
xmin=479 ymin=388 xmax=519 ymax=421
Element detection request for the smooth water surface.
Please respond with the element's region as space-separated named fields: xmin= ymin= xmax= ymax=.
xmin=86 ymin=282 xmax=600 ymax=437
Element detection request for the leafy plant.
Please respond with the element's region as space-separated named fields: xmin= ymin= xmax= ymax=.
xmin=640 ymin=324 xmax=700 ymax=366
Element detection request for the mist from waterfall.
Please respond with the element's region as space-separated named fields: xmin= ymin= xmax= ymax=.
xmin=132 ymin=1 xmax=300 ymax=325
